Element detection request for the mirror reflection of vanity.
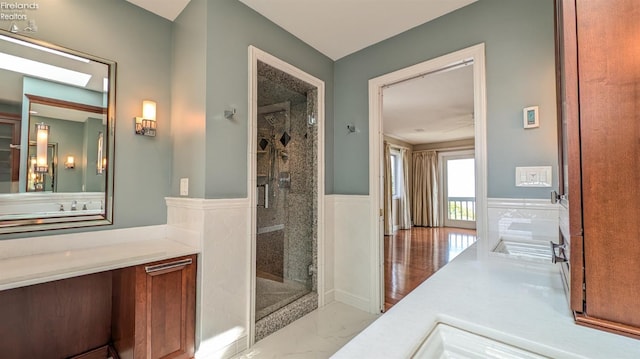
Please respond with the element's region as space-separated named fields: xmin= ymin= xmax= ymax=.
xmin=0 ymin=30 xmax=115 ymax=233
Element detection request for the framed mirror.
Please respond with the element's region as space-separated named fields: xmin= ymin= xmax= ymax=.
xmin=0 ymin=29 xmax=115 ymax=234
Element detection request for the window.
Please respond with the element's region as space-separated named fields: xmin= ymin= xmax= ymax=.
xmin=390 ymin=150 xmax=401 ymax=198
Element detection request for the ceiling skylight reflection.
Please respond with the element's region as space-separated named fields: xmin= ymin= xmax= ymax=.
xmin=0 ymin=53 xmax=91 ymax=87
xmin=0 ymin=34 xmax=90 ymax=63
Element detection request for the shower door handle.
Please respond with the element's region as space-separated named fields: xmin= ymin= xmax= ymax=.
xmin=257 ymin=183 xmax=269 ymax=208
xmin=264 ymin=183 xmax=269 ymax=209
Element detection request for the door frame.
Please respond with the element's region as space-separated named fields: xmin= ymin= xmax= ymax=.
xmin=439 ymin=149 xmax=476 ymax=229
xmin=247 ymin=46 xmax=326 ymax=344
xmin=368 ymin=43 xmax=488 ymax=313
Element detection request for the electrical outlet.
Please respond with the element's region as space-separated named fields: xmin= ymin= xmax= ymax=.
xmin=180 ymin=178 xmax=189 ymax=196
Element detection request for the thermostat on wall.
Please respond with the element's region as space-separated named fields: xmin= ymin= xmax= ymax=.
xmin=523 ymin=106 xmax=539 ymax=129
xmin=515 ymin=166 xmax=552 ymax=187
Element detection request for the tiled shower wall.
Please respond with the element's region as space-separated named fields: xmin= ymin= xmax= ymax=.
xmin=256 ymin=91 xmax=318 ymax=291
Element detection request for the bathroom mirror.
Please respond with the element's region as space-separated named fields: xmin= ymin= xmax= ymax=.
xmin=0 ymin=30 xmax=115 ymax=233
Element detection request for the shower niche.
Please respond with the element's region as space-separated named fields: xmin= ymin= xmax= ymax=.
xmin=253 ymin=59 xmax=319 ymax=341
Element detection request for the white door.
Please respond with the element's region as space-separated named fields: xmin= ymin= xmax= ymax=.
xmin=442 ymin=151 xmax=476 ymax=229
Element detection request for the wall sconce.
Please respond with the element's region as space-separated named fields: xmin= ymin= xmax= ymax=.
xmin=97 ymin=157 xmax=106 ymax=174
xmin=35 ymin=122 xmax=49 ymax=173
xmin=134 ymin=100 xmax=157 ymax=137
xmin=97 ymin=132 xmax=105 ymax=175
xmin=65 ymin=155 xmax=75 ymax=169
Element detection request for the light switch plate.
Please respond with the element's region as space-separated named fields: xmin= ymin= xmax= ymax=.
xmin=180 ymin=178 xmax=189 ymax=196
xmin=515 ymin=166 xmax=552 ymax=187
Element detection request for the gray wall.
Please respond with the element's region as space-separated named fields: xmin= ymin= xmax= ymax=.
xmin=29 ymin=116 xmax=84 ymax=193
xmin=171 ymin=0 xmax=207 ymax=198
xmin=203 ymin=0 xmax=334 ymax=198
xmin=20 ymin=77 xmax=104 ymax=191
xmin=0 ymin=103 xmax=20 ymax=114
xmin=0 ymin=0 xmax=558 ymax=240
xmin=0 ymin=0 xmax=173 ymax=239
xmin=83 ymin=118 xmax=106 ymax=193
xmin=333 ymin=0 xmax=558 ymax=198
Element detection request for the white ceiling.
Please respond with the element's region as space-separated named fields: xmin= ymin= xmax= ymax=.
xmin=125 ymin=0 xmax=478 ymax=145
xmin=125 ymin=0 xmax=477 ymax=60
xmin=238 ymin=0 xmax=477 ymax=60
xmin=125 ymin=0 xmax=192 ymax=21
xmin=383 ymin=64 xmax=474 ymax=145
xmin=31 ymin=103 xmax=105 ymax=124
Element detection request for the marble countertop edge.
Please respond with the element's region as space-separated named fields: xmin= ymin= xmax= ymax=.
xmin=0 ymin=225 xmax=201 ymax=291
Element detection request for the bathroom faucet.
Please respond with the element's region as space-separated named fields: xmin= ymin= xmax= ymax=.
xmin=71 ymin=200 xmax=77 ymax=211
xmin=58 ymin=203 xmax=64 ymax=212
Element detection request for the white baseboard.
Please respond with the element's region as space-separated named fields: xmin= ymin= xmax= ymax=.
xmin=196 ymin=335 xmax=248 ymax=359
xmin=324 ymin=288 xmax=335 ymax=304
xmin=335 ymin=289 xmax=370 ymax=312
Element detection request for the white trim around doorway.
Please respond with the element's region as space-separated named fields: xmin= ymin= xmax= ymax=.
xmin=247 ymin=46 xmax=326 ymax=345
xmin=368 ymin=43 xmax=488 ymax=313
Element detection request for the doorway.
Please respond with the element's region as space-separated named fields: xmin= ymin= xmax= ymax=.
xmin=248 ymin=46 xmax=326 ymax=343
xmin=369 ymin=44 xmax=487 ymax=313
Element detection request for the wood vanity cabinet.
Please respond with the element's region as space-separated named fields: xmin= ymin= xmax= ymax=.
xmin=556 ymin=0 xmax=640 ymax=339
xmin=112 ymin=254 xmax=197 ymax=359
xmin=0 ymin=254 xmax=196 ymax=358
xmin=0 ymin=271 xmax=113 ymax=359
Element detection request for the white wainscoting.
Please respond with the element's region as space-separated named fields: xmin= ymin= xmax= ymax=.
xmin=329 ymin=195 xmax=374 ymax=313
xmin=323 ymin=196 xmax=336 ymax=304
xmin=487 ymin=198 xmax=559 ymax=252
xmin=166 ymin=197 xmax=251 ymax=359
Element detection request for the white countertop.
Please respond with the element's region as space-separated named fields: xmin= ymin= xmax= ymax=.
xmin=333 ymin=246 xmax=640 ymax=358
xmin=0 ymin=225 xmax=200 ymax=291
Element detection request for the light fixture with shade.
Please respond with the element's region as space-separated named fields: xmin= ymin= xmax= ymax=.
xmin=65 ymin=155 xmax=75 ymax=169
xmin=35 ymin=123 xmax=49 ymax=173
xmin=97 ymin=132 xmax=104 ymax=174
xmin=135 ymin=100 xmax=157 ymax=137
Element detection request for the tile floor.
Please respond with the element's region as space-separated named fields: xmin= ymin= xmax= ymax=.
xmin=234 ymin=301 xmax=379 ymax=358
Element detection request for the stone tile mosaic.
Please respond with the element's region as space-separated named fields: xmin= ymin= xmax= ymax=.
xmin=255 ymin=292 xmax=318 ymax=342
xmin=255 ymin=61 xmax=319 ymax=340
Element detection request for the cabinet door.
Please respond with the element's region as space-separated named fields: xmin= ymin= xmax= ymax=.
xmin=556 ymin=0 xmax=584 ymax=314
xmin=137 ymin=255 xmax=196 ymax=359
xmin=577 ymin=0 xmax=640 ymax=334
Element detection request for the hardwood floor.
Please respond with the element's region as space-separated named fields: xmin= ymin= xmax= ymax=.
xmin=384 ymin=226 xmax=477 ymax=311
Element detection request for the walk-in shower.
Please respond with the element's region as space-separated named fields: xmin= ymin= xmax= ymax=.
xmin=254 ymin=59 xmax=319 ymax=341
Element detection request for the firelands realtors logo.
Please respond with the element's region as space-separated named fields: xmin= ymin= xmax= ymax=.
xmin=1 ymin=2 xmax=38 ymax=20
xmin=1 ymin=2 xmax=39 ymax=32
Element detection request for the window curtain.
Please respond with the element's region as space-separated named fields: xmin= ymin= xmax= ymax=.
xmin=398 ymin=148 xmax=412 ymax=229
xmin=383 ymin=142 xmax=393 ymax=235
xmin=412 ymin=151 xmax=439 ymax=227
